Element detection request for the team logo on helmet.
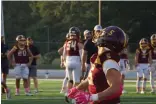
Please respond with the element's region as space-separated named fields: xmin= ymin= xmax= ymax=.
xmin=96 ymin=26 xmax=128 ymax=53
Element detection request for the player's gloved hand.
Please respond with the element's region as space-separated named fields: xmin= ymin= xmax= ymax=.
xmin=67 ymin=87 xmax=79 ymax=99
xmin=74 ymin=91 xmax=98 ymax=104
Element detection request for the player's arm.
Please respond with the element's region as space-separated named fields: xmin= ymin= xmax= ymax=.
xmin=58 ymin=47 xmax=64 ymax=55
xmin=7 ymin=46 xmax=17 ymax=66
xmin=97 ymin=68 xmax=122 ymax=101
xmin=62 ymin=45 xmax=66 ymax=64
xmin=81 ymin=41 xmax=88 ymax=72
xmin=78 ymin=42 xmax=84 ymax=58
xmin=76 ymin=79 xmax=89 ymax=91
xmin=135 ymin=49 xmax=139 ymax=66
xmin=148 ymin=50 xmax=152 ymax=65
xmin=27 ymin=47 xmax=33 ymax=65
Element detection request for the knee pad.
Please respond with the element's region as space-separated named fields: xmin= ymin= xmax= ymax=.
xmin=69 ymin=80 xmax=73 ymax=84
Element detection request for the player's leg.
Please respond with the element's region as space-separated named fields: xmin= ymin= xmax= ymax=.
xmin=83 ymin=63 xmax=91 ymax=80
xmin=30 ymin=66 xmax=38 ymax=93
xmin=1 ymin=81 xmax=11 ymax=100
xmin=141 ymin=67 xmax=149 ymax=94
xmin=14 ymin=65 xmax=21 ymax=95
xmin=22 ymin=66 xmax=32 ymax=96
xmin=60 ymin=69 xmax=69 ymax=93
xmin=1 ymin=64 xmax=9 ymax=94
xmin=73 ymin=63 xmax=82 ymax=87
xmin=136 ymin=65 xmax=143 ymax=93
xmin=150 ymin=65 xmax=156 ymax=93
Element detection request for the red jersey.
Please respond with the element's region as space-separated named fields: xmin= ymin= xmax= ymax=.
xmin=13 ymin=45 xmax=30 ymax=64
xmin=65 ymin=40 xmax=80 ymax=56
xmin=88 ymin=51 xmax=120 ymax=104
xmin=136 ymin=48 xmax=151 ymax=63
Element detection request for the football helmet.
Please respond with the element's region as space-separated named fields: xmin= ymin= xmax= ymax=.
xmin=150 ymin=34 xmax=156 ymax=47
xmin=16 ymin=35 xmax=25 ymax=41
xmin=84 ymin=30 xmax=92 ymax=39
xmin=66 ymin=33 xmax=69 ymax=40
xmin=92 ymin=25 xmax=102 ymax=43
xmin=16 ymin=35 xmax=26 ymax=45
xmin=139 ymin=38 xmax=149 ymax=49
xmin=69 ymin=27 xmax=80 ymax=38
xmin=96 ymin=26 xmax=128 ymax=53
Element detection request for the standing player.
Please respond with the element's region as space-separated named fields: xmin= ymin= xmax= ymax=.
xmin=27 ymin=37 xmax=40 ymax=94
xmin=119 ymin=48 xmax=130 ymax=94
xmin=81 ymin=30 xmax=98 ymax=80
xmin=1 ymin=36 xmax=9 ymax=94
xmin=63 ymin=27 xmax=83 ymax=92
xmin=58 ymin=33 xmax=73 ymax=94
xmin=1 ymin=36 xmax=11 ymax=99
xmin=67 ymin=26 xmax=127 ymax=104
xmin=150 ymin=34 xmax=156 ymax=93
xmin=135 ymin=38 xmax=152 ymax=94
xmin=7 ymin=35 xmax=33 ymax=96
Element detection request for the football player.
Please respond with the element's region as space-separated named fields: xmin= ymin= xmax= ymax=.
xmin=119 ymin=48 xmax=130 ymax=94
xmin=7 ymin=35 xmax=33 ymax=96
xmin=62 ymin=27 xmax=83 ymax=101
xmin=1 ymin=36 xmax=9 ymax=94
xmin=135 ymin=38 xmax=152 ymax=94
xmin=67 ymin=26 xmax=127 ymax=104
xmin=58 ymin=33 xmax=73 ymax=94
xmin=150 ymin=34 xmax=156 ymax=93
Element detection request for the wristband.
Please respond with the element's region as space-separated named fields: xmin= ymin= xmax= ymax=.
xmin=90 ymin=94 xmax=99 ymax=101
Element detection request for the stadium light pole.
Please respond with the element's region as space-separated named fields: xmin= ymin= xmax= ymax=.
xmin=99 ymin=0 xmax=101 ymax=26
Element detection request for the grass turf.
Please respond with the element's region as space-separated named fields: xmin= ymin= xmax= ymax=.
xmin=1 ymin=79 xmax=156 ymax=104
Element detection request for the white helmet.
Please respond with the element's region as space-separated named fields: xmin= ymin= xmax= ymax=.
xmin=94 ymin=25 xmax=102 ymax=31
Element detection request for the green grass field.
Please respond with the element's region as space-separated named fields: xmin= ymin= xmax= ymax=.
xmin=1 ymin=79 xmax=156 ymax=104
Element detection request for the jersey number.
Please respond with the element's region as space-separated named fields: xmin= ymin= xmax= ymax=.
xmin=18 ymin=50 xmax=27 ymax=56
xmin=67 ymin=41 xmax=76 ymax=51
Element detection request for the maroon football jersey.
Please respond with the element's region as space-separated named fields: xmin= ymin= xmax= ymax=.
xmin=151 ymin=47 xmax=156 ymax=60
xmin=13 ymin=45 xmax=29 ymax=64
xmin=65 ymin=40 xmax=80 ymax=56
xmin=88 ymin=51 xmax=120 ymax=104
xmin=136 ymin=48 xmax=151 ymax=63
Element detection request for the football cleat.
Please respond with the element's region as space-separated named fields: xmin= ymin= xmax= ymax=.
xmin=25 ymin=92 xmax=33 ymax=96
xmin=6 ymin=89 xmax=11 ymax=100
xmin=122 ymin=90 xmax=128 ymax=94
xmin=15 ymin=91 xmax=20 ymax=96
xmin=140 ymin=91 xmax=145 ymax=94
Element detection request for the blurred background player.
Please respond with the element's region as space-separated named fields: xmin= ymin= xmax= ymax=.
xmin=27 ymin=37 xmax=41 ymax=94
xmin=1 ymin=36 xmax=9 ymax=94
xmin=68 ymin=26 xmax=128 ymax=104
xmin=119 ymin=48 xmax=130 ymax=94
xmin=135 ymin=38 xmax=152 ymax=94
xmin=92 ymin=25 xmax=102 ymax=43
xmin=150 ymin=34 xmax=156 ymax=94
xmin=63 ymin=27 xmax=83 ymax=102
xmin=81 ymin=30 xmax=98 ymax=80
xmin=1 ymin=36 xmax=11 ymax=99
xmin=7 ymin=35 xmax=33 ymax=96
xmin=58 ymin=33 xmax=73 ymax=94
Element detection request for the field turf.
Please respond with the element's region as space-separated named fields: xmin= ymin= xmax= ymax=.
xmin=1 ymin=79 xmax=156 ymax=104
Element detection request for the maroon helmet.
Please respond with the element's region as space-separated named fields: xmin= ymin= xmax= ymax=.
xmin=96 ymin=26 xmax=128 ymax=53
